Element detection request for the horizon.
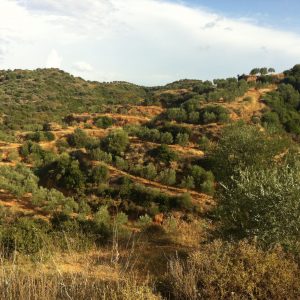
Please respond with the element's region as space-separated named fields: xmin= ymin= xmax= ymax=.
xmin=0 ymin=0 xmax=300 ymax=85
xmin=0 ymin=65 xmax=290 ymax=87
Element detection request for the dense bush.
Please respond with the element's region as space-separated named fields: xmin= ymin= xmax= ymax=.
xmin=157 ymin=169 xmax=176 ymax=185
xmin=26 ymin=131 xmax=55 ymax=142
xmin=130 ymin=163 xmax=157 ymax=180
xmin=188 ymin=165 xmax=215 ymax=195
xmin=101 ymin=130 xmax=129 ymax=155
xmin=208 ymin=123 xmax=291 ymax=183
xmin=164 ymin=104 xmax=229 ymax=125
xmin=32 ymin=187 xmax=78 ymax=215
xmin=67 ymin=128 xmax=93 ymax=148
xmin=40 ymin=153 xmax=86 ymax=191
xmin=0 ymin=218 xmax=46 ymax=256
xmin=89 ymin=165 xmax=109 ymax=185
xmin=0 ymin=164 xmax=39 ymax=196
xmin=149 ymin=144 xmax=178 ymax=164
xmin=199 ymin=105 xmax=229 ymax=124
xmin=132 ymin=126 xmax=189 ymax=146
xmin=94 ymin=116 xmax=114 ymax=128
xmin=263 ymin=83 xmax=300 ymax=135
xmin=89 ymin=148 xmax=112 ymax=163
xmin=283 ymin=64 xmax=300 ymax=92
xmin=216 ymin=163 xmax=300 ymax=249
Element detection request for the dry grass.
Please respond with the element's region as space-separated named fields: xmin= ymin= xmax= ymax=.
xmin=0 ymin=228 xmax=161 ymax=300
xmin=0 ymin=268 xmax=160 ymax=300
xmin=161 ymin=240 xmax=300 ymax=300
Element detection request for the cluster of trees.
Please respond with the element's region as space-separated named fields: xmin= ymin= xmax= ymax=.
xmin=25 ymin=130 xmax=55 ymax=142
xmin=19 ymin=141 xmax=56 ymax=165
xmin=250 ymin=67 xmax=275 ymax=75
xmin=102 ymin=177 xmax=194 ymax=216
xmin=284 ymin=64 xmax=300 ymax=91
xmin=129 ymin=125 xmax=190 ymax=146
xmin=147 ymin=77 xmax=250 ymax=108
xmin=262 ymin=83 xmax=300 ymax=135
xmin=0 ymin=164 xmax=78 ymax=215
xmin=207 ymin=78 xmax=249 ymax=102
xmin=165 ymin=104 xmax=230 ymax=125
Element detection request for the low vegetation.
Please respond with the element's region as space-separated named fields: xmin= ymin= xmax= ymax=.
xmin=0 ymin=65 xmax=300 ymax=298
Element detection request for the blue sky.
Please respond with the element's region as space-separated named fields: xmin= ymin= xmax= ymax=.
xmin=0 ymin=0 xmax=299 ymax=85
xmin=180 ymin=0 xmax=300 ymax=32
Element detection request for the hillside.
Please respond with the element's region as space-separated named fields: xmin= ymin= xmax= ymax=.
xmin=1 ymin=65 xmax=300 ymax=299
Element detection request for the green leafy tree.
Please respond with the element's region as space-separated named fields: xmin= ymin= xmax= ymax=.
xmin=102 ymin=130 xmax=129 ymax=155
xmin=94 ymin=116 xmax=114 ymax=129
xmin=208 ymin=123 xmax=291 ymax=183
xmin=90 ymin=164 xmax=109 ymax=185
xmin=140 ymin=163 xmax=157 ymax=180
xmin=268 ymin=67 xmax=275 ymax=73
xmin=175 ymin=133 xmax=189 ymax=146
xmin=68 ymin=128 xmax=91 ymax=148
xmin=217 ymin=163 xmax=300 ymax=249
xmin=180 ymin=175 xmax=195 ymax=189
xmin=160 ymin=132 xmax=173 ymax=144
xmin=250 ymin=68 xmax=260 ymax=75
xmin=157 ymin=169 xmax=176 ymax=185
xmin=52 ymin=153 xmax=86 ymax=191
xmin=150 ymin=144 xmax=178 ymax=164
xmin=166 ymin=108 xmax=188 ymax=122
xmin=260 ymin=67 xmax=268 ymax=75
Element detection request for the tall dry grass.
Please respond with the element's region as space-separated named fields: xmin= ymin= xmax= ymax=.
xmin=160 ymin=240 xmax=300 ymax=300
xmin=0 ymin=268 xmax=160 ymax=300
xmin=0 ymin=223 xmax=161 ymax=300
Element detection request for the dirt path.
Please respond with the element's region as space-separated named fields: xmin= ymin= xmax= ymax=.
xmin=224 ymin=86 xmax=276 ymax=121
xmin=129 ymin=138 xmax=204 ymax=157
xmin=72 ymin=112 xmax=151 ymax=125
xmin=101 ymin=163 xmax=214 ymax=211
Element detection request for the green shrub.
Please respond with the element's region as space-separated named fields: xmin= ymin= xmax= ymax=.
xmin=180 ymin=176 xmax=195 ymax=189
xmin=157 ymin=169 xmax=176 ymax=185
xmin=140 ymin=163 xmax=157 ymax=180
xmin=89 ymin=148 xmax=112 ymax=163
xmin=208 ymin=123 xmax=291 ymax=183
xmin=165 ymin=108 xmax=187 ymax=122
xmin=55 ymin=138 xmax=69 ymax=153
xmin=68 ymin=128 xmax=91 ymax=148
xmin=1 ymin=218 xmax=46 ymax=256
xmin=175 ymin=133 xmax=189 ymax=146
xmin=115 ymin=156 xmax=129 ymax=170
xmin=90 ymin=164 xmax=109 ymax=185
xmin=189 ymin=165 xmax=215 ymax=195
xmin=149 ymin=144 xmax=178 ymax=164
xmin=94 ymin=116 xmax=114 ymax=128
xmin=102 ymin=130 xmax=129 ymax=155
xmin=6 ymin=150 xmax=20 ymax=162
xmin=160 ymin=132 xmax=173 ymax=144
xmin=173 ymin=193 xmax=193 ymax=211
xmin=137 ymin=214 xmax=153 ymax=228
xmin=216 ymin=163 xmax=300 ymax=249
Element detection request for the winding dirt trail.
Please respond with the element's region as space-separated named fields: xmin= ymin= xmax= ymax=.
xmin=224 ymin=86 xmax=276 ymax=121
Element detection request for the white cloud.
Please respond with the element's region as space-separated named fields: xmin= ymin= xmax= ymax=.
xmin=46 ymin=49 xmax=62 ymax=68
xmin=73 ymin=61 xmax=93 ymax=72
xmin=0 ymin=0 xmax=300 ymax=85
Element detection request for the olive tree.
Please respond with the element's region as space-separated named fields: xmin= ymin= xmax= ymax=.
xmin=217 ymin=163 xmax=300 ymax=249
